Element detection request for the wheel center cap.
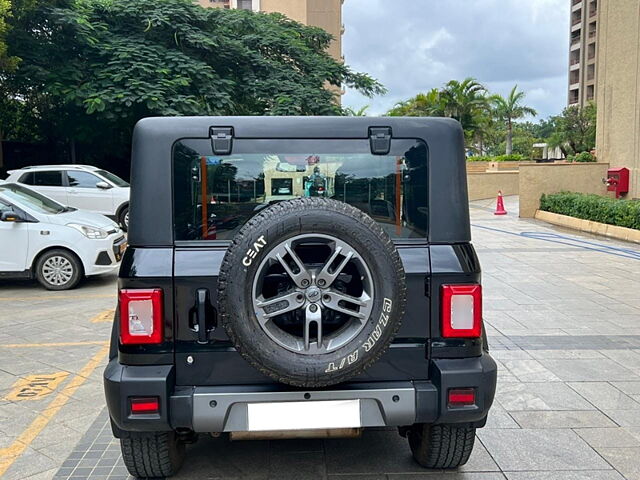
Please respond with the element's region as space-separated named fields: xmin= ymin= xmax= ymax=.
xmin=305 ymin=286 xmax=321 ymax=303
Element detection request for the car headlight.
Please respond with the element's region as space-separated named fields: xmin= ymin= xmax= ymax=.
xmin=67 ymin=223 xmax=109 ymax=239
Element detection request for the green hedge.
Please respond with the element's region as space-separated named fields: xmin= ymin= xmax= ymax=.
xmin=540 ymin=192 xmax=640 ymax=230
xmin=467 ymin=154 xmax=526 ymax=162
xmin=565 ymin=152 xmax=596 ymax=163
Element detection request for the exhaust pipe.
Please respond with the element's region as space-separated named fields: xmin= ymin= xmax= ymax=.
xmin=230 ymin=428 xmax=362 ymax=441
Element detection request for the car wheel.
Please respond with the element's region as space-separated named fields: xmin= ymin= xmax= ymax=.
xmin=218 ymin=197 xmax=407 ymax=388
xmin=35 ymin=249 xmax=83 ymax=291
xmin=119 ymin=206 xmax=129 ymax=232
xmin=120 ymin=431 xmax=185 ymax=478
xmin=408 ymin=424 xmax=476 ymax=469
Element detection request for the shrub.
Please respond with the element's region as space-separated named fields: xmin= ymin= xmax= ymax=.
xmin=574 ymin=152 xmax=596 ymax=162
xmin=565 ymin=152 xmax=596 ymax=163
xmin=540 ymin=192 xmax=640 ymax=230
xmin=467 ymin=154 xmax=526 ymax=162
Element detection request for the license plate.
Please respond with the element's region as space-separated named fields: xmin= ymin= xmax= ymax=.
xmin=247 ymin=400 xmax=361 ymax=432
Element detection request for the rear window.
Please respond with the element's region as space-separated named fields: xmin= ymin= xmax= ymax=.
xmin=20 ymin=171 xmax=63 ymax=187
xmin=173 ymin=139 xmax=427 ymax=241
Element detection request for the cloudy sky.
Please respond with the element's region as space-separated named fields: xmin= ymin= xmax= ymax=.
xmin=342 ymin=0 xmax=570 ymax=119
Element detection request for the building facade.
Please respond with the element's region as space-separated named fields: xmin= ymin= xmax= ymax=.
xmin=595 ymin=0 xmax=640 ymax=199
xmin=195 ymin=0 xmax=344 ymax=63
xmin=568 ymin=0 xmax=599 ymax=106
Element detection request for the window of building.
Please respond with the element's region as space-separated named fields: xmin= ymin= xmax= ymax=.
xmin=237 ymin=0 xmax=253 ymax=10
xmin=66 ymin=171 xmax=102 ymax=188
xmin=173 ymin=139 xmax=428 ymax=241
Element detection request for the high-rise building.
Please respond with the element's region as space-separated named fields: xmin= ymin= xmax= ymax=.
xmin=595 ymin=0 xmax=640 ymax=199
xmin=195 ymin=0 xmax=344 ymax=63
xmin=568 ymin=0 xmax=599 ymax=106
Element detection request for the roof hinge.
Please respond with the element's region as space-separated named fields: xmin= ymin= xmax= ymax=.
xmin=210 ymin=127 xmax=234 ymax=155
xmin=369 ymin=127 xmax=392 ymax=155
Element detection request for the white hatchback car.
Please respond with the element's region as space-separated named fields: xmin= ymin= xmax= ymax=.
xmin=5 ymin=165 xmax=131 ymax=230
xmin=0 ymin=183 xmax=125 ymax=290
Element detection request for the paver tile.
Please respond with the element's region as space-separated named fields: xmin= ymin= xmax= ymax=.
xmin=596 ymin=447 xmax=640 ymax=480
xmin=575 ymin=427 xmax=640 ymax=448
xmin=510 ymin=410 xmax=617 ymax=429
xmin=477 ymin=428 xmax=612 ymax=471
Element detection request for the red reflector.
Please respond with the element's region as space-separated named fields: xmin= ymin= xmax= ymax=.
xmin=441 ymin=284 xmax=482 ymax=338
xmin=119 ymin=289 xmax=163 ymax=345
xmin=448 ymin=388 xmax=476 ymax=407
xmin=130 ymin=397 xmax=160 ymax=414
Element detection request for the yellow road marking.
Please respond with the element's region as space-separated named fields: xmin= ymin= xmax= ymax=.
xmin=90 ymin=309 xmax=115 ymax=323
xmin=0 ymin=293 xmax=114 ymax=302
xmin=0 ymin=344 xmax=109 ymax=477
xmin=5 ymin=372 xmax=70 ymax=401
xmin=0 ymin=341 xmax=108 ymax=349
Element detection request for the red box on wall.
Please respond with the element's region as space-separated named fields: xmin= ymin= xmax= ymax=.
xmin=606 ymin=167 xmax=630 ymax=198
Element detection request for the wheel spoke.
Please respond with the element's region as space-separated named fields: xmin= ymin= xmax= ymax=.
xmin=273 ymin=243 xmax=312 ymax=288
xmin=322 ymin=290 xmax=370 ymax=320
xmin=316 ymin=245 xmax=354 ymax=288
xmin=255 ymin=291 xmax=303 ymax=321
xmin=303 ymin=304 xmax=323 ymax=351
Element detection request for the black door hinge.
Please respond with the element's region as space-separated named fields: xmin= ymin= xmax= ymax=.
xmin=424 ymin=277 xmax=431 ymax=297
xmin=210 ymin=127 xmax=234 ymax=155
xmin=369 ymin=127 xmax=392 ymax=155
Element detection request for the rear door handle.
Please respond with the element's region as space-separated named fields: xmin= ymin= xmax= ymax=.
xmin=195 ymin=288 xmax=216 ymax=344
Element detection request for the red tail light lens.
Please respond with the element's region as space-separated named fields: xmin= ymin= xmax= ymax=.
xmin=441 ymin=284 xmax=482 ymax=338
xmin=448 ymin=388 xmax=476 ymax=407
xmin=119 ymin=289 xmax=163 ymax=345
xmin=130 ymin=397 xmax=160 ymax=414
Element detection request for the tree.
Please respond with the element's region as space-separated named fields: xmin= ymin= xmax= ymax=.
xmin=387 ymin=89 xmax=444 ymax=117
xmin=439 ymin=78 xmax=490 ymax=134
xmin=491 ymin=85 xmax=537 ymax=155
xmin=3 ymin=0 xmax=384 ymax=165
xmin=387 ymin=78 xmax=491 ymax=152
xmin=548 ymin=103 xmax=597 ymax=156
xmin=344 ymin=105 xmax=370 ymax=116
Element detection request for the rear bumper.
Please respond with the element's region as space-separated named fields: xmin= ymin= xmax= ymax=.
xmin=104 ymin=354 xmax=497 ymax=436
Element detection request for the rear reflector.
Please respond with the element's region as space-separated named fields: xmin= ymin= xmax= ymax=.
xmin=119 ymin=289 xmax=163 ymax=345
xmin=441 ymin=284 xmax=482 ymax=338
xmin=130 ymin=397 xmax=160 ymax=414
xmin=448 ymin=388 xmax=476 ymax=407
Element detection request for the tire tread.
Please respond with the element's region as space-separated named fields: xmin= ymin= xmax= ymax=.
xmin=409 ymin=424 xmax=476 ymax=469
xmin=120 ymin=432 xmax=183 ymax=478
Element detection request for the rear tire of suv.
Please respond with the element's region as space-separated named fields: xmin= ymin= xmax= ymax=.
xmin=120 ymin=431 xmax=185 ymax=478
xmin=408 ymin=424 xmax=476 ymax=469
xmin=34 ymin=249 xmax=83 ymax=290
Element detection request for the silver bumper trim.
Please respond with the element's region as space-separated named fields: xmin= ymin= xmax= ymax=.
xmin=192 ymin=385 xmax=416 ymax=432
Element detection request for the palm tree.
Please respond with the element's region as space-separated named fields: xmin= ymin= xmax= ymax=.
xmin=439 ymin=78 xmax=489 ymax=132
xmin=344 ymin=105 xmax=370 ymax=116
xmin=491 ymin=85 xmax=537 ymax=155
xmin=387 ymin=88 xmax=443 ymax=117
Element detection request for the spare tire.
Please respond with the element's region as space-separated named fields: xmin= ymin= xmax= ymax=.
xmin=218 ymin=198 xmax=406 ymax=387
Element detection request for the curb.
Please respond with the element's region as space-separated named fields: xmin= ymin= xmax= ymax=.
xmin=534 ymin=210 xmax=640 ymax=244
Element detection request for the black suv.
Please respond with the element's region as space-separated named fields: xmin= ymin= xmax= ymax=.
xmin=104 ymin=116 xmax=497 ymax=478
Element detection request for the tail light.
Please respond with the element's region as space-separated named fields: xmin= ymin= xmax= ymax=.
xmin=130 ymin=397 xmax=160 ymax=414
xmin=448 ymin=388 xmax=476 ymax=408
xmin=119 ymin=289 xmax=163 ymax=345
xmin=441 ymin=284 xmax=482 ymax=338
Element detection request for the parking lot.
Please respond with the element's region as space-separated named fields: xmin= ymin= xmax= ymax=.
xmin=1 ymin=196 xmax=639 ymax=480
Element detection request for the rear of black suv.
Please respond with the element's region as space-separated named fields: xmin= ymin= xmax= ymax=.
xmin=104 ymin=116 xmax=497 ymax=478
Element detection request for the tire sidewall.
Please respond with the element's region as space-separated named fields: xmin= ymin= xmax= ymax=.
xmin=220 ymin=199 xmax=405 ymax=387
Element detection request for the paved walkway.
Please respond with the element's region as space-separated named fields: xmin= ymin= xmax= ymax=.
xmin=1 ymin=196 xmax=639 ymax=479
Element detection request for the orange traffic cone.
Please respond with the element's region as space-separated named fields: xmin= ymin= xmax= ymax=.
xmin=494 ymin=191 xmax=507 ymax=215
